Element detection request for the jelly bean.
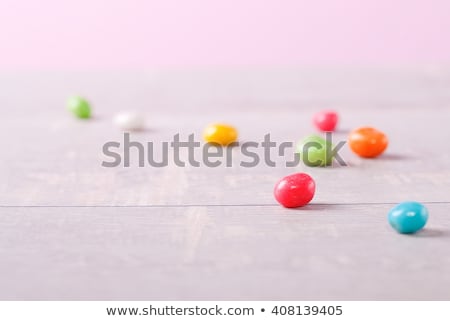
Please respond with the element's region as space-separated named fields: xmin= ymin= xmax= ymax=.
xmin=388 ymin=201 xmax=428 ymax=234
xmin=274 ymin=173 xmax=315 ymax=208
xmin=313 ymin=110 xmax=338 ymax=132
xmin=348 ymin=127 xmax=388 ymax=158
xmin=67 ymin=96 xmax=91 ymax=119
xmin=203 ymin=123 xmax=238 ymax=145
xmin=297 ymin=135 xmax=333 ymax=167
xmin=114 ymin=112 xmax=145 ymax=131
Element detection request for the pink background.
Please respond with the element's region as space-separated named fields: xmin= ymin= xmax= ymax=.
xmin=1 ymin=0 xmax=449 ymax=69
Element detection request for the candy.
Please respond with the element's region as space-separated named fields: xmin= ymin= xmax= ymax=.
xmin=274 ymin=173 xmax=315 ymax=208
xmin=114 ymin=112 xmax=145 ymax=131
xmin=203 ymin=123 xmax=238 ymax=145
xmin=348 ymin=127 xmax=388 ymax=158
xmin=66 ymin=96 xmax=91 ymax=119
xmin=388 ymin=201 xmax=428 ymax=234
xmin=297 ymin=135 xmax=333 ymax=167
xmin=313 ymin=110 xmax=338 ymax=132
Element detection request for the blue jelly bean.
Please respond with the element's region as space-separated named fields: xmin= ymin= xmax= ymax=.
xmin=388 ymin=201 xmax=428 ymax=234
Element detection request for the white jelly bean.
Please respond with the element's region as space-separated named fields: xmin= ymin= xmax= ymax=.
xmin=114 ymin=112 xmax=145 ymax=131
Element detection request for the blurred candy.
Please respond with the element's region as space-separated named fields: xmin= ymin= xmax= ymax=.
xmin=67 ymin=96 xmax=91 ymax=119
xmin=274 ymin=173 xmax=315 ymax=208
xmin=297 ymin=135 xmax=333 ymax=167
xmin=388 ymin=201 xmax=428 ymax=234
xmin=203 ymin=123 xmax=238 ymax=145
xmin=313 ymin=110 xmax=338 ymax=131
xmin=348 ymin=127 xmax=388 ymax=158
xmin=114 ymin=112 xmax=145 ymax=131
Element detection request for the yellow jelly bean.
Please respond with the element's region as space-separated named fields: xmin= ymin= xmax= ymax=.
xmin=203 ymin=123 xmax=238 ymax=145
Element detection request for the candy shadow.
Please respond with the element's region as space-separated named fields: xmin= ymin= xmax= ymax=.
xmin=379 ymin=153 xmax=414 ymax=161
xmin=288 ymin=203 xmax=341 ymax=211
xmin=134 ymin=128 xmax=155 ymax=134
xmin=121 ymin=127 xmax=157 ymax=134
xmin=73 ymin=115 xmax=101 ymax=122
xmin=412 ymin=228 xmax=450 ymax=238
xmin=332 ymin=128 xmax=351 ymax=135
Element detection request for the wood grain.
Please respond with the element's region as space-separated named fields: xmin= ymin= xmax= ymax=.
xmin=0 ymin=69 xmax=449 ymax=300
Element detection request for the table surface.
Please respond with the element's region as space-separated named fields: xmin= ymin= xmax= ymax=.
xmin=1 ymin=68 xmax=450 ymax=300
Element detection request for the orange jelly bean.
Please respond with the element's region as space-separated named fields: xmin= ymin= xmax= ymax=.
xmin=348 ymin=127 xmax=388 ymax=158
xmin=203 ymin=123 xmax=238 ymax=145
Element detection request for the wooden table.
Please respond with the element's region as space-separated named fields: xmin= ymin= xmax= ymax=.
xmin=1 ymin=69 xmax=449 ymax=300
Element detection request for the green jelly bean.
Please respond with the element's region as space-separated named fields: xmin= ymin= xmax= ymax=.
xmin=296 ymin=135 xmax=333 ymax=167
xmin=67 ymin=96 xmax=91 ymax=119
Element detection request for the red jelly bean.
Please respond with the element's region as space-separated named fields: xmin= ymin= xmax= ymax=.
xmin=274 ymin=173 xmax=315 ymax=208
xmin=313 ymin=110 xmax=338 ymax=132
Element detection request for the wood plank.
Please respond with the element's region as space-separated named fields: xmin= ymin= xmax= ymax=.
xmin=0 ymin=204 xmax=449 ymax=300
xmin=0 ymin=108 xmax=449 ymax=205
